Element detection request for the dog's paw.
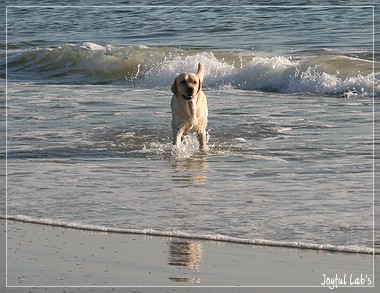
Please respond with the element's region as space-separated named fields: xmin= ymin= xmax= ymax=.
xmin=199 ymin=145 xmax=209 ymax=154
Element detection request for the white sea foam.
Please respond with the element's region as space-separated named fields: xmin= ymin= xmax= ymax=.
xmin=6 ymin=43 xmax=379 ymax=97
xmin=4 ymin=215 xmax=378 ymax=255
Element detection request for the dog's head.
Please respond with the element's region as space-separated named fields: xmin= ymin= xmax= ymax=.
xmin=171 ymin=63 xmax=204 ymax=101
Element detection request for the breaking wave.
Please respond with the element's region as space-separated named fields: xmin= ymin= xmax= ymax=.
xmin=4 ymin=42 xmax=379 ymax=97
xmin=4 ymin=215 xmax=379 ymax=255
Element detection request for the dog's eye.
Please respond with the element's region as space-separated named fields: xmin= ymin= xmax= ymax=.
xmin=180 ymin=80 xmax=186 ymax=84
xmin=192 ymin=81 xmax=197 ymax=84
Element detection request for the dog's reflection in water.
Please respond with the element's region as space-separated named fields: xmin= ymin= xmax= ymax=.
xmin=168 ymin=239 xmax=203 ymax=283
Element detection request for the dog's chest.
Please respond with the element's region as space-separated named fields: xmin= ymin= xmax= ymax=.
xmin=172 ymin=97 xmax=196 ymax=117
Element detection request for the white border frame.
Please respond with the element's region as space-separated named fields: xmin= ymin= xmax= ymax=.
xmin=4 ymin=4 xmax=376 ymax=289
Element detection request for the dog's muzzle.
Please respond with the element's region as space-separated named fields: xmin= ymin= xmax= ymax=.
xmin=182 ymin=88 xmax=195 ymax=100
xmin=182 ymin=94 xmax=193 ymax=100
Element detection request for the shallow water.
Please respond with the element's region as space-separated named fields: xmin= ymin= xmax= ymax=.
xmin=5 ymin=82 xmax=377 ymax=253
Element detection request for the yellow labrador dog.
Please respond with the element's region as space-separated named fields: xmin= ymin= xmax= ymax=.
xmin=171 ymin=63 xmax=208 ymax=152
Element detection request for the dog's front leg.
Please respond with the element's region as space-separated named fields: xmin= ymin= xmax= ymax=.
xmin=173 ymin=125 xmax=185 ymax=146
xmin=197 ymin=130 xmax=208 ymax=152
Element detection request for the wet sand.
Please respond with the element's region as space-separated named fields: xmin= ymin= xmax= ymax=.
xmin=2 ymin=219 xmax=378 ymax=292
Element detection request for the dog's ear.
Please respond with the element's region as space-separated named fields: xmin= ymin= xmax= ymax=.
xmin=196 ymin=63 xmax=204 ymax=83
xmin=197 ymin=79 xmax=202 ymax=93
xmin=171 ymin=79 xmax=178 ymax=96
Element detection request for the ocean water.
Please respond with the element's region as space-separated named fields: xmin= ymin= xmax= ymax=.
xmin=2 ymin=1 xmax=379 ymax=255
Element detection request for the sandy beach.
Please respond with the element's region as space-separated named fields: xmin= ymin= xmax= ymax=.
xmin=1 ymin=219 xmax=378 ymax=292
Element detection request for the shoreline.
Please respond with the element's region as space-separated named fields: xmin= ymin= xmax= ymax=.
xmin=4 ymin=219 xmax=377 ymax=289
xmin=4 ymin=216 xmax=377 ymax=255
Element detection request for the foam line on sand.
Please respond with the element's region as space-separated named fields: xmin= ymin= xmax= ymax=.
xmin=2 ymin=219 xmax=378 ymax=291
